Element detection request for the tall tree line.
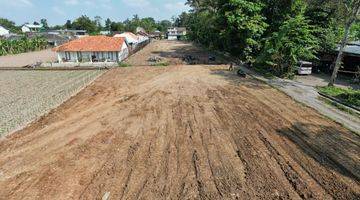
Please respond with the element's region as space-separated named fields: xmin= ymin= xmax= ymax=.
xmin=179 ymin=0 xmax=360 ymax=78
xmin=1 ymin=15 xmax=173 ymax=35
xmin=56 ymin=15 xmax=172 ymax=34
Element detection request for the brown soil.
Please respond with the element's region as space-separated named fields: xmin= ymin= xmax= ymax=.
xmin=126 ymin=40 xmax=226 ymax=66
xmin=0 ymin=41 xmax=359 ymax=200
xmin=0 ymin=49 xmax=57 ymax=68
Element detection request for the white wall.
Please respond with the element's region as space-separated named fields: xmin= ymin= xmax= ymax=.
xmin=168 ymin=35 xmax=178 ymax=40
xmin=57 ymin=50 xmax=129 ymax=63
xmin=119 ymin=44 xmax=129 ymax=62
xmin=21 ymin=26 xmax=30 ymax=33
xmin=0 ymin=26 xmax=9 ymax=36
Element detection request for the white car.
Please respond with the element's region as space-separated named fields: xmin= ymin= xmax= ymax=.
xmin=297 ymin=61 xmax=313 ymax=75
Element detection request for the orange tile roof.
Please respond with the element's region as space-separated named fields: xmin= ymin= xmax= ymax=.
xmin=53 ymin=36 xmax=126 ymax=52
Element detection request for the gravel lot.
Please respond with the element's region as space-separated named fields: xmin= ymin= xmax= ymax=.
xmin=0 ymin=49 xmax=57 ymax=68
xmin=0 ymin=70 xmax=104 ymax=136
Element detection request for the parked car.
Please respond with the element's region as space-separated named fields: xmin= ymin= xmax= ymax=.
xmin=297 ymin=61 xmax=313 ymax=75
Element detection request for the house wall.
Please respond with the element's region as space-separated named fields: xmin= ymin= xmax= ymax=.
xmin=57 ymin=49 xmax=129 ymax=63
xmin=22 ymin=26 xmax=30 ymax=33
xmin=0 ymin=27 xmax=9 ymax=36
xmin=119 ymin=44 xmax=129 ymax=62
xmin=168 ymin=35 xmax=178 ymax=40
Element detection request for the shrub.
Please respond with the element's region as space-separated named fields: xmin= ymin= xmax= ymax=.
xmin=318 ymin=86 xmax=360 ymax=107
xmin=151 ymin=61 xmax=169 ymax=66
xmin=118 ymin=62 xmax=131 ymax=67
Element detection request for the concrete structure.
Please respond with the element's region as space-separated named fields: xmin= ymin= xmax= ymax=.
xmin=57 ymin=29 xmax=88 ymax=38
xmin=22 ymin=24 xmax=43 ymax=33
xmin=167 ymin=27 xmax=186 ymax=40
xmin=114 ymin=32 xmax=140 ymax=46
xmin=100 ymin=31 xmax=111 ymax=35
xmin=320 ymin=41 xmax=360 ymax=73
xmin=0 ymin=25 xmax=10 ymax=36
xmin=53 ymin=36 xmax=129 ymax=63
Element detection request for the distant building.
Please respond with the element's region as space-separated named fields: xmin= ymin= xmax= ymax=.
xmin=0 ymin=25 xmax=10 ymax=36
xmin=320 ymin=41 xmax=360 ymax=73
xmin=150 ymin=30 xmax=163 ymax=39
xmin=29 ymin=32 xmax=70 ymax=46
xmin=53 ymin=36 xmax=129 ymax=63
xmin=114 ymin=32 xmax=149 ymax=51
xmin=114 ymin=32 xmax=139 ymax=45
xmin=22 ymin=24 xmax=43 ymax=33
xmin=57 ymin=29 xmax=88 ymax=38
xmin=100 ymin=30 xmax=111 ymax=35
xmin=167 ymin=27 xmax=186 ymax=40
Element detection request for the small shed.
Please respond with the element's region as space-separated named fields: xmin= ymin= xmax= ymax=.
xmin=335 ymin=41 xmax=360 ymax=72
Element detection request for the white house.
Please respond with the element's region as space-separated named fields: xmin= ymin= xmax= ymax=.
xmin=114 ymin=32 xmax=140 ymax=46
xmin=53 ymin=36 xmax=129 ymax=63
xmin=0 ymin=25 xmax=10 ymax=36
xmin=22 ymin=24 xmax=43 ymax=33
xmin=167 ymin=27 xmax=187 ymax=40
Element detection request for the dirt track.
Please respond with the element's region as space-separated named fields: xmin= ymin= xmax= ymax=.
xmin=0 ymin=41 xmax=359 ymax=199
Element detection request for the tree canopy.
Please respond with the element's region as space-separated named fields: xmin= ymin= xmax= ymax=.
xmin=179 ymin=0 xmax=360 ymax=77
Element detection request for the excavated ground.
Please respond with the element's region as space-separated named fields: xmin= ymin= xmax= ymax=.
xmin=0 ymin=41 xmax=359 ymax=200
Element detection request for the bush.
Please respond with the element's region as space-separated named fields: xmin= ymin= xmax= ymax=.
xmin=118 ymin=62 xmax=131 ymax=67
xmin=0 ymin=37 xmax=48 ymax=56
xmin=318 ymin=86 xmax=360 ymax=107
xmin=151 ymin=61 xmax=169 ymax=66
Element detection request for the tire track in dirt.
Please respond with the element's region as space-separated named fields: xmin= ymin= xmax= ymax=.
xmin=0 ymin=66 xmax=359 ymax=199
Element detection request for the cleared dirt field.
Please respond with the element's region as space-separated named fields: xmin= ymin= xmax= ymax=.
xmin=0 ymin=49 xmax=57 ymax=68
xmin=126 ymin=40 xmax=225 ymax=66
xmin=0 ymin=70 xmax=104 ymax=136
xmin=0 ymin=41 xmax=359 ymax=199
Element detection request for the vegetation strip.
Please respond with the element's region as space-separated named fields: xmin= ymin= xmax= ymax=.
xmin=318 ymin=92 xmax=360 ymax=113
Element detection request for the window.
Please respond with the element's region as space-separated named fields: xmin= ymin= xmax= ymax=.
xmin=65 ymin=52 xmax=71 ymax=60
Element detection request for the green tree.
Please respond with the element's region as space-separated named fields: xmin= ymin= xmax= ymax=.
xmin=105 ymin=18 xmax=112 ymax=31
xmin=40 ymin=19 xmax=49 ymax=30
xmin=157 ymin=20 xmax=172 ymax=32
xmin=257 ymin=5 xmax=318 ymax=77
xmin=329 ymin=0 xmax=360 ymax=86
xmin=220 ymin=0 xmax=268 ymax=61
xmin=72 ymin=15 xmax=97 ymax=33
xmin=64 ymin=20 xmax=72 ymax=29
xmin=94 ymin=16 xmax=103 ymax=32
xmin=0 ymin=18 xmax=20 ymax=33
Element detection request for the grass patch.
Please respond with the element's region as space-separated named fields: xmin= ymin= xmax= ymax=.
xmin=151 ymin=61 xmax=169 ymax=67
xmin=318 ymin=86 xmax=360 ymax=108
xmin=118 ymin=62 xmax=131 ymax=67
xmin=319 ymin=97 xmax=360 ymax=118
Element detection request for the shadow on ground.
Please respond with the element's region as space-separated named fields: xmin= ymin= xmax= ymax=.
xmin=277 ymin=122 xmax=360 ymax=183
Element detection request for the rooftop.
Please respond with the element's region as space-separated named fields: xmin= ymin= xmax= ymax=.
xmin=53 ymin=36 xmax=126 ymax=52
xmin=23 ymin=24 xmax=43 ymax=29
xmin=336 ymin=41 xmax=360 ymax=56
